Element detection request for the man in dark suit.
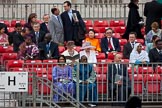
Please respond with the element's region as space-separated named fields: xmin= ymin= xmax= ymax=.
xmin=40 ymin=14 xmax=50 ymax=34
xmin=123 ymin=32 xmax=136 ymax=59
xmin=101 ymin=28 xmax=121 ymax=58
xmin=61 ymin=1 xmax=86 ymax=46
xmin=38 ymin=33 xmax=59 ymax=60
xmin=12 ymin=23 xmax=24 ymax=52
xmin=144 ymin=0 xmax=162 ymax=34
xmin=108 ymin=54 xmax=131 ymax=102
xmin=149 ymin=39 xmax=162 ymax=63
xmin=31 ymin=22 xmax=46 ymax=45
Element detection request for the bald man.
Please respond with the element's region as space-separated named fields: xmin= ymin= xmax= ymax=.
xmin=108 ymin=54 xmax=131 ymax=103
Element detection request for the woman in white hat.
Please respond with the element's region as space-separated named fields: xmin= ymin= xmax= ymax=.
xmin=80 ymin=42 xmax=97 ymax=65
xmin=62 ymin=41 xmax=79 ymax=64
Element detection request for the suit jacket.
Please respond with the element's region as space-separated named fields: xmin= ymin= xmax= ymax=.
xmin=31 ymin=30 xmax=46 ymax=44
xmin=144 ymin=1 xmax=162 ymax=34
xmin=13 ymin=32 xmax=24 ymax=52
xmin=101 ymin=37 xmax=121 ymax=53
xmin=38 ymin=41 xmax=59 ymax=60
xmin=108 ymin=64 xmax=130 ymax=90
xmin=48 ymin=15 xmax=64 ymax=44
xmin=123 ymin=42 xmax=134 ymax=59
xmin=149 ymin=48 xmax=161 ymax=63
xmin=40 ymin=22 xmax=49 ymax=34
xmin=61 ymin=9 xmax=86 ymax=45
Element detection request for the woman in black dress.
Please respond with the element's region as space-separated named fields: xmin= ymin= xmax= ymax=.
xmin=123 ymin=0 xmax=143 ymax=40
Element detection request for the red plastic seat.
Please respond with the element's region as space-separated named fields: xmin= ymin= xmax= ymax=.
xmin=96 ymin=53 xmax=105 ymax=59
xmin=25 ymin=60 xmax=42 ymax=68
xmin=74 ymin=46 xmax=81 ymax=52
xmin=11 ymin=20 xmax=20 ymax=27
xmin=135 ymin=39 xmax=144 ymax=45
xmin=94 ymin=20 xmax=109 ymax=27
xmin=0 ymin=53 xmax=17 ymax=65
xmin=20 ymin=20 xmax=26 ymax=26
xmin=4 ymin=20 xmax=10 ymax=27
xmin=94 ymin=27 xmax=109 ymax=33
xmin=155 ymin=66 xmax=162 ymax=74
xmin=121 ymin=59 xmax=129 ymax=63
xmin=141 ymin=27 xmax=145 ymax=36
xmin=107 ymin=52 xmax=115 ymax=60
xmin=5 ymin=60 xmax=24 ymax=71
xmin=109 ymin=20 xmax=125 ymax=27
xmin=119 ymin=39 xmax=127 ymax=46
xmin=127 ymin=67 xmax=137 ymax=74
xmin=10 ymin=67 xmax=29 ymax=72
xmin=129 ymin=74 xmax=143 ymax=94
xmin=112 ymin=33 xmax=121 ymax=39
xmin=97 ymin=59 xmax=112 ymax=67
xmin=84 ymin=20 xmax=93 ymax=28
xmin=42 ymin=59 xmax=58 ymax=68
xmin=95 ymin=33 xmax=104 ymax=39
xmin=94 ymin=66 xmax=108 ymax=74
xmin=96 ymin=74 xmax=107 ymax=94
xmin=114 ymin=26 xmax=126 ymax=36
xmin=8 ymin=27 xmax=15 ymax=33
xmin=38 ymin=75 xmax=52 ymax=95
xmin=144 ymin=74 xmax=161 ymax=93
xmin=58 ymin=46 xmax=65 ymax=54
xmin=0 ymin=46 xmax=13 ymax=53
xmin=138 ymin=67 xmax=154 ymax=74
xmin=29 ymin=68 xmax=47 ymax=74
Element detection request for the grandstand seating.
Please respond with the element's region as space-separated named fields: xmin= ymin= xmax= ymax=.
xmin=42 ymin=59 xmax=58 ymax=68
xmin=94 ymin=20 xmax=109 ymax=27
xmin=0 ymin=46 xmax=13 ymax=53
xmin=144 ymin=74 xmax=161 ymax=93
xmin=0 ymin=53 xmax=17 ymax=66
xmin=58 ymin=46 xmax=65 ymax=53
xmin=96 ymin=74 xmax=107 ymax=94
xmin=25 ymin=60 xmax=42 ymax=68
xmin=5 ymin=60 xmax=24 ymax=71
xmin=129 ymin=74 xmax=143 ymax=94
xmin=2 ymin=19 xmax=161 ymax=98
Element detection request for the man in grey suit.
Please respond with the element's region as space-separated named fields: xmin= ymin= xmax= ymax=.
xmin=48 ymin=7 xmax=64 ymax=45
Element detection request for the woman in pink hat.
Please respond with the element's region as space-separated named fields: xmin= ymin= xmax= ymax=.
xmin=80 ymin=42 xmax=97 ymax=66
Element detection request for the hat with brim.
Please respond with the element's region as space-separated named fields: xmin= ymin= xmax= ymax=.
xmin=81 ymin=42 xmax=95 ymax=49
xmin=66 ymin=41 xmax=75 ymax=48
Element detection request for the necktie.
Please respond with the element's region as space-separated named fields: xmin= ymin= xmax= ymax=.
xmin=132 ymin=43 xmax=134 ymax=48
xmin=36 ymin=32 xmax=39 ymax=44
xmin=118 ymin=64 xmax=120 ymax=74
xmin=108 ymin=38 xmax=113 ymax=50
xmin=159 ymin=50 xmax=162 ymax=54
xmin=57 ymin=16 xmax=61 ymax=25
xmin=46 ymin=43 xmax=50 ymax=53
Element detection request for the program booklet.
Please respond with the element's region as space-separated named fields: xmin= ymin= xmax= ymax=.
xmin=114 ymin=74 xmax=123 ymax=84
xmin=65 ymin=54 xmax=80 ymax=60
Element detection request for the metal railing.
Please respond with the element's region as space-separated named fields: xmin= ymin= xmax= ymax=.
xmin=0 ymin=3 xmax=145 ymax=21
xmin=1 ymin=62 xmax=162 ymax=107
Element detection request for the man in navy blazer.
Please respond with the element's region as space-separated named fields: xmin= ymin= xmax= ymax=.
xmin=149 ymin=39 xmax=162 ymax=69
xmin=123 ymin=32 xmax=137 ymax=59
xmin=40 ymin=14 xmax=50 ymax=34
xmin=101 ymin=28 xmax=121 ymax=58
xmin=61 ymin=1 xmax=86 ymax=46
xmin=108 ymin=54 xmax=131 ymax=102
xmin=31 ymin=22 xmax=46 ymax=45
xmin=38 ymin=33 xmax=59 ymax=60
